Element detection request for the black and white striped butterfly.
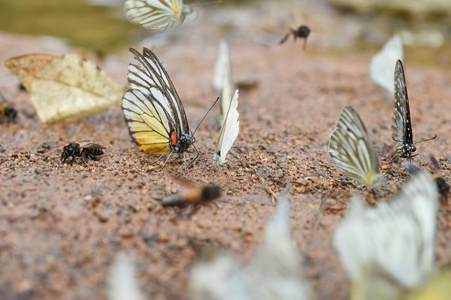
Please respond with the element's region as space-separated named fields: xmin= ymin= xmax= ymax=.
xmin=122 ymin=47 xmax=198 ymax=167
xmin=392 ymin=60 xmax=436 ymax=159
xmin=329 ymin=105 xmax=383 ymax=187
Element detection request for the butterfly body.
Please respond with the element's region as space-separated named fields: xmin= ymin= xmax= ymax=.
xmin=392 ymin=60 xmax=436 ymax=159
xmin=122 ymin=48 xmax=197 ymax=164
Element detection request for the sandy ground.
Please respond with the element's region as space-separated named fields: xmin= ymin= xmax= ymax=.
xmin=1 ymin=1 xmax=451 ymax=299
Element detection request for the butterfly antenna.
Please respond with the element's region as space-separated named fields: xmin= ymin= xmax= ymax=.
xmin=192 ymin=97 xmax=220 ymax=136
xmin=413 ymin=134 xmax=437 ymax=145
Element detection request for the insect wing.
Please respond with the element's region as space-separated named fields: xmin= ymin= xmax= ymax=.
xmin=122 ymin=48 xmax=190 ymax=154
xmin=124 ymin=0 xmax=190 ymax=29
xmin=370 ymin=34 xmax=404 ymax=94
xmin=78 ymin=140 xmax=106 ymax=150
xmin=329 ymin=105 xmax=382 ymax=186
xmin=213 ymin=89 xmax=239 ymax=164
xmin=392 ymin=59 xmax=413 ymax=153
xmin=334 ymin=172 xmax=438 ymax=293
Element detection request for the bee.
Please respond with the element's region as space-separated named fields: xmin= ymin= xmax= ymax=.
xmin=280 ymin=25 xmax=311 ymax=49
xmin=162 ymin=176 xmax=221 ymax=209
xmin=61 ymin=141 xmax=105 ymax=165
xmin=0 ymin=104 xmax=17 ymax=123
xmin=0 ymin=93 xmax=17 ymax=123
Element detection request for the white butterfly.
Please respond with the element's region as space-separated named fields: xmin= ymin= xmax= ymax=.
xmin=370 ymin=34 xmax=404 ymax=95
xmin=124 ymin=0 xmax=192 ymax=29
xmin=213 ymin=89 xmax=239 ymax=165
xmin=334 ymin=171 xmax=438 ymax=299
xmin=213 ymin=39 xmax=234 ymax=125
xmin=189 ymin=194 xmax=313 ymax=300
xmin=328 ymin=105 xmax=383 ymax=187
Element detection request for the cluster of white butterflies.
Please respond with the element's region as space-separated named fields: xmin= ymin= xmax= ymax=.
xmin=108 ymin=194 xmax=314 ymax=300
xmin=329 ymin=34 xmax=436 ymax=187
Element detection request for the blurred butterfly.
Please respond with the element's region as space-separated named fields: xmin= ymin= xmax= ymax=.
xmin=124 ymin=0 xmax=192 ymax=29
xmin=280 ymin=25 xmax=310 ymax=50
xmin=392 ymin=60 xmax=436 ymax=159
xmin=212 ymin=39 xmax=233 ymax=125
xmin=5 ymin=53 xmax=122 ymax=123
xmin=213 ymin=89 xmax=239 ymax=165
xmin=334 ymin=171 xmax=438 ymax=300
xmin=122 ymin=47 xmax=198 ymax=168
xmin=329 ymin=105 xmax=383 ymax=187
xmin=370 ymin=34 xmax=403 ymax=95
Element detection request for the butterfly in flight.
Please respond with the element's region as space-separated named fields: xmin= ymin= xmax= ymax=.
xmin=124 ymin=0 xmax=192 ymax=29
xmin=369 ymin=34 xmax=404 ymax=95
xmin=213 ymin=89 xmax=239 ymax=165
xmin=329 ymin=105 xmax=383 ymax=187
xmin=122 ymin=47 xmax=197 ymax=168
xmin=280 ymin=25 xmax=311 ymax=50
xmin=392 ymin=60 xmax=436 ymax=159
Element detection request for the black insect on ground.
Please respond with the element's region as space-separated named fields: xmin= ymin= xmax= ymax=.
xmin=60 ymin=140 xmax=105 ymax=165
xmin=280 ymin=25 xmax=311 ymax=50
xmin=0 ymin=93 xmax=17 ymax=123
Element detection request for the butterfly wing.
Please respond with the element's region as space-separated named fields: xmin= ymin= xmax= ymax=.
xmin=213 ymin=89 xmax=239 ymax=164
xmin=124 ymin=0 xmax=191 ymax=29
xmin=122 ymin=47 xmax=190 ymax=155
xmin=329 ymin=105 xmax=382 ymax=186
xmin=392 ymin=59 xmax=414 ymax=155
xmin=334 ymin=172 xmax=438 ymax=298
xmin=370 ymin=34 xmax=404 ymax=95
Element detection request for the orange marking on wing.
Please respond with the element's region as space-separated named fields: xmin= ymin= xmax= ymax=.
xmin=171 ymin=131 xmax=177 ymax=146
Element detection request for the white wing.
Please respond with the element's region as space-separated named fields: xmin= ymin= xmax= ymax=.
xmin=213 ymin=39 xmax=233 ymax=124
xmin=213 ymin=89 xmax=239 ymax=164
xmin=108 ymin=253 xmax=143 ymax=300
xmin=328 ymin=105 xmax=383 ymax=187
xmin=334 ymin=172 xmax=438 ymax=295
xmin=370 ymin=34 xmax=404 ymax=95
xmin=124 ymin=0 xmax=191 ymax=29
xmin=213 ymin=39 xmax=231 ymax=91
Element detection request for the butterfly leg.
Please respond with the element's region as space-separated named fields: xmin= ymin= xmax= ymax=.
xmin=186 ymin=144 xmax=200 ymax=169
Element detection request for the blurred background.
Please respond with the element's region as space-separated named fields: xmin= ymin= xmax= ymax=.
xmin=0 ymin=0 xmax=450 ymax=67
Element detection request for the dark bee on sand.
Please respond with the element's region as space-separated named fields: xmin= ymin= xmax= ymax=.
xmin=162 ymin=185 xmax=221 ymax=209
xmin=280 ymin=25 xmax=311 ymax=49
xmin=61 ymin=141 xmax=105 ymax=165
xmin=0 ymin=103 xmax=17 ymax=123
xmin=0 ymin=93 xmax=17 ymax=123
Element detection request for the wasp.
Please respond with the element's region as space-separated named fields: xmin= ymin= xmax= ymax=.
xmin=0 ymin=93 xmax=17 ymax=123
xmin=280 ymin=25 xmax=311 ymax=50
xmin=61 ymin=141 xmax=105 ymax=165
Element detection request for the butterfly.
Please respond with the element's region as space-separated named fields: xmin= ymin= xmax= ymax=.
xmin=212 ymin=39 xmax=233 ymax=125
xmin=279 ymin=25 xmax=311 ymax=50
xmin=334 ymin=171 xmax=438 ymax=299
xmin=213 ymin=89 xmax=239 ymax=165
xmin=392 ymin=59 xmax=436 ymax=159
xmin=370 ymin=34 xmax=404 ymax=95
xmin=122 ymin=47 xmax=197 ymax=166
xmin=124 ymin=0 xmax=192 ymax=29
xmin=329 ymin=105 xmax=383 ymax=187
xmin=5 ymin=53 xmax=122 ymax=124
